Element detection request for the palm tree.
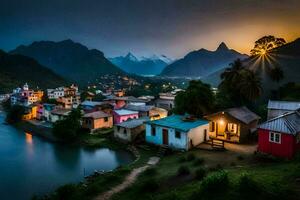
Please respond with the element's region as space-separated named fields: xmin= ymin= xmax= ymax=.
xmin=220 ymin=59 xmax=244 ymax=82
xmin=239 ymin=70 xmax=262 ymax=101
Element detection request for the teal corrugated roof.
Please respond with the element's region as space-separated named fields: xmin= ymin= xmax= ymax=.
xmin=146 ymin=115 xmax=209 ymax=132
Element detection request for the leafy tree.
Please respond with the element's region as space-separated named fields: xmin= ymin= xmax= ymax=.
xmin=5 ymin=105 xmax=25 ymax=124
xmin=174 ymin=80 xmax=215 ymax=117
xmin=250 ymin=35 xmax=286 ymax=56
xmin=218 ymin=59 xmax=262 ymax=106
xmin=53 ymin=108 xmax=83 ymax=141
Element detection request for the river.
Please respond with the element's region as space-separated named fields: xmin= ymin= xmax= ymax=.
xmin=0 ymin=112 xmax=134 ymax=200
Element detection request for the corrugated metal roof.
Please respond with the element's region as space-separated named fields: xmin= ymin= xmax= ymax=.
xmin=145 ymin=115 xmax=209 ymax=132
xmin=81 ymin=100 xmax=103 ymax=107
xmin=226 ymin=107 xmax=260 ymax=124
xmin=259 ymin=110 xmax=300 ymax=135
xmin=83 ymin=111 xmax=111 ymax=119
xmin=114 ymin=109 xmax=139 ymax=116
xmin=268 ymin=100 xmax=300 ymax=110
xmin=116 ymin=118 xmax=149 ymax=129
xmin=125 ymin=104 xmax=154 ymax=112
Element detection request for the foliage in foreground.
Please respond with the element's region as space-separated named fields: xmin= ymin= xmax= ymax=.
xmin=5 ymin=105 xmax=25 ymax=124
xmin=53 ymin=108 xmax=83 ymax=141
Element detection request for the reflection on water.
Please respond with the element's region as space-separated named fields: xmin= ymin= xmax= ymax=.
xmin=25 ymin=133 xmax=33 ymax=144
xmin=0 ymin=113 xmax=134 ymax=200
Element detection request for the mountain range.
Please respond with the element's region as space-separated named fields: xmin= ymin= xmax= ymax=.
xmin=11 ymin=39 xmax=124 ymax=85
xmin=160 ymin=42 xmax=248 ymax=77
xmin=109 ymin=53 xmax=172 ymax=75
xmin=0 ymin=50 xmax=67 ymax=93
xmin=202 ymin=38 xmax=300 ymax=94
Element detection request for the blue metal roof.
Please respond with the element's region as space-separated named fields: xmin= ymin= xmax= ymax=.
xmin=146 ymin=115 xmax=209 ymax=132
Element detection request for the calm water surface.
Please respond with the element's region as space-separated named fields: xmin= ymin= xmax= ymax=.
xmin=0 ymin=112 xmax=134 ymax=200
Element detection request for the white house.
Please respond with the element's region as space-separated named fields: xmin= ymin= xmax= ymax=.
xmin=145 ymin=115 xmax=209 ymax=150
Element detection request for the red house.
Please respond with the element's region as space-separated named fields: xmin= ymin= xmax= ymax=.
xmin=258 ymin=110 xmax=300 ymax=159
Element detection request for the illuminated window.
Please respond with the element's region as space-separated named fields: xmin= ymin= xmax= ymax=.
xmin=104 ymin=117 xmax=108 ymax=122
xmin=228 ymin=123 xmax=237 ymax=133
xmin=269 ymin=132 xmax=281 ymax=144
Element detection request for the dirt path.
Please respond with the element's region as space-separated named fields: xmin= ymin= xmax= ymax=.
xmin=94 ymin=156 xmax=160 ymax=200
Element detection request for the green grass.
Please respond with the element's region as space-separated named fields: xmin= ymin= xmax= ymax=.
xmin=111 ymin=150 xmax=300 ymax=200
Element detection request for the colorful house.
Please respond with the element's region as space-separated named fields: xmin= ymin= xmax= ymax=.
xmin=22 ymin=105 xmax=38 ymax=120
xmin=145 ymin=115 xmax=209 ymax=150
xmin=267 ymin=100 xmax=300 ymax=120
xmin=205 ymin=107 xmax=260 ymax=143
xmin=114 ymin=118 xmax=148 ymax=142
xmin=82 ymin=111 xmax=113 ymax=133
xmin=258 ymin=110 xmax=300 ymax=159
xmin=113 ymin=109 xmax=139 ymax=124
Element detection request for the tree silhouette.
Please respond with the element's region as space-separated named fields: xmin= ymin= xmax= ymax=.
xmin=250 ymin=35 xmax=286 ymax=56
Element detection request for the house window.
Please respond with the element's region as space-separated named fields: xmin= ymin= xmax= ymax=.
xmin=175 ymin=131 xmax=181 ymax=139
xmin=297 ymin=134 xmax=300 ymax=144
xmin=124 ymin=128 xmax=127 ymax=135
xmin=269 ymin=132 xmax=281 ymax=144
xmin=117 ymin=126 xmax=121 ymax=132
xmin=227 ymin=123 xmax=237 ymax=134
xmin=151 ymin=126 xmax=156 ymax=136
xmin=209 ymin=122 xmax=215 ymax=132
xmin=104 ymin=117 xmax=108 ymax=122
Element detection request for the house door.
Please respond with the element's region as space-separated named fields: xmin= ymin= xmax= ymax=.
xmin=203 ymin=129 xmax=207 ymax=141
xmin=162 ymin=129 xmax=169 ymax=145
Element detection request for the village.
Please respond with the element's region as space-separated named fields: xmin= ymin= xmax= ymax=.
xmin=4 ymin=82 xmax=299 ymax=159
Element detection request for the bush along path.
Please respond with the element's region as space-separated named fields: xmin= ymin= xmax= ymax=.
xmin=94 ymin=156 xmax=160 ymax=200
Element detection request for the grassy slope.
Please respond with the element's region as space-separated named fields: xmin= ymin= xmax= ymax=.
xmin=112 ymin=150 xmax=300 ymax=200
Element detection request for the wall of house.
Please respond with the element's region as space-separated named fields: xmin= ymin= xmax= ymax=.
xmin=114 ymin=127 xmax=132 ymax=141
xmin=188 ymin=124 xmax=209 ymax=149
xmin=258 ymin=128 xmax=296 ymax=159
xmin=146 ymin=124 xmax=163 ymax=145
xmin=93 ymin=117 xmax=113 ymax=129
xmin=145 ymin=124 xmax=188 ymax=150
xmin=113 ymin=113 xmax=139 ymax=124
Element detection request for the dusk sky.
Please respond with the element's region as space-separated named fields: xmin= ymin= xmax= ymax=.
xmin=1 ymin=0 xmax=300 ymax=58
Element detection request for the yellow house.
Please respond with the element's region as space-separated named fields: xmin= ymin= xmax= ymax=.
xmin=22 ymin=105 xmax=38 ymax=120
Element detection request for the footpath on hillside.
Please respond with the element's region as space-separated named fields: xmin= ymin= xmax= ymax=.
xmin=94 ymin=157 xmax=160 ymax=200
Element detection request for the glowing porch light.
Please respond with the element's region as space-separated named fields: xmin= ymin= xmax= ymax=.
xmin=219 ymin=119 xmax=225 ymax=125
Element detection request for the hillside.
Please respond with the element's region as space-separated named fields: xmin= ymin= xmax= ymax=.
xmin=11 ymin=40 xmax=125 ymax=85
xmin=160 ymin=42 xmax=248 ymax=77
xmin=109 ymin=53 xmax=172 ymax=75
xmin=0 ymin=50 xmax=67 ymax=93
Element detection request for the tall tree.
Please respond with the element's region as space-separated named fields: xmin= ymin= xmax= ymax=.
xmin=174 ymin=80 xmax=215 ymax=117
xmin=250 ymin=35 xmax=286 ymax=56
xmin=239 ymin=69 xmax=262 ymax=101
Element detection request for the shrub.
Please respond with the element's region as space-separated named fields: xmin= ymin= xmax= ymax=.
xmin=195 ymin=168 xmax=206 ymax=180
xmin=200 ymin=170 xmax=229 ymax=193
xmin=237 ymin=155 xmax=244 ymax=160
xmin=143 ymin=167 xmax=157 ymax=176
xmin=139 ymin=179 xmax=159 ymax=192
xmin=238 ymin=173 xmax=261 ymax=194
xmin=186 ymin=153 xmax=196 ymax=161
xmin=177 ymin=166 xmax=190 ymax=176
xmin=209 ymin=164 xmax=223 ymax=171
xmin=178 ymin=156 xmax=187 ymax=163
xmin=54 ymin=184 xmax=79 ymax=200
xmin=193 ymin=158 xmax=205 ymax=166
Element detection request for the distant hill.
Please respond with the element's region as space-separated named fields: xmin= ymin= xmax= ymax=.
xmin=202 ymin=38 xmax=300 ymax=93
xmin=109 ymin=53 xmax=172 ymax=75
xmin=0 ymin=50 xmax=67 ymax=93
xmin=160 ymin=42 xmax=248 ymax=77
xmin=11 ymin=39 xmax=124 ymax=84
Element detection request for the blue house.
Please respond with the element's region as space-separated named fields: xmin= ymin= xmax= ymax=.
xmin=145 ymin=115 xmax=209 ymax=150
